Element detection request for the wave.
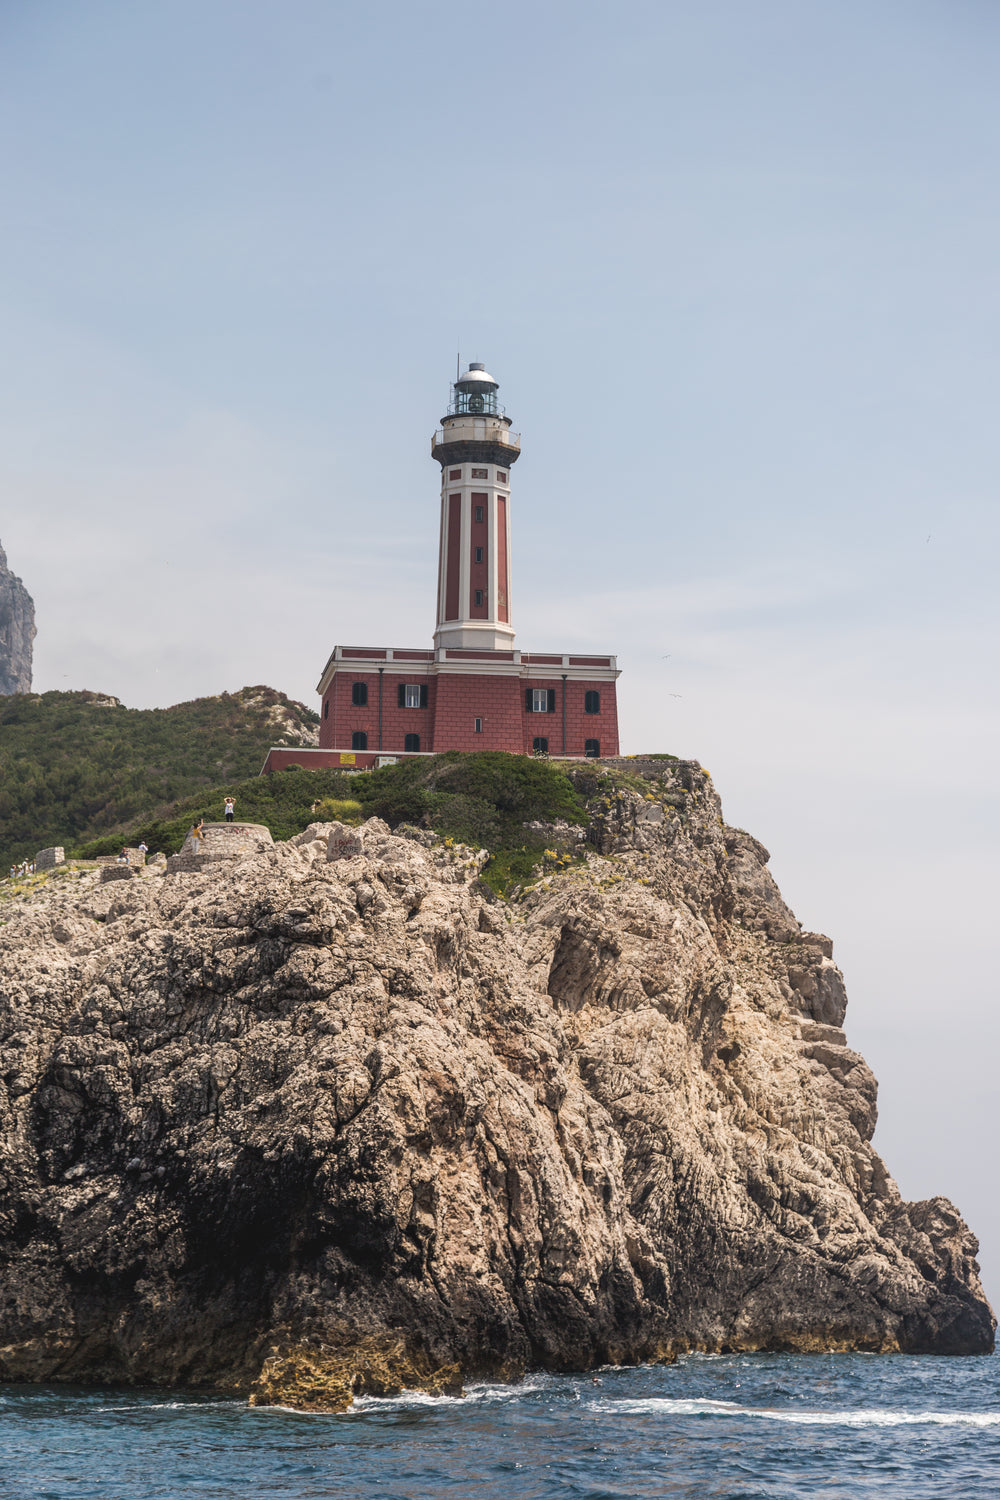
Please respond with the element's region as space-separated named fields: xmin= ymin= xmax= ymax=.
xmin=246 ymin=1376 xmax=559 ymax=1417
xmin=593 ymin=1397 xmax=1000 ymax=1428
xmin=351 ymin=1377 xmax=552 ymax=1413
xmin=71 ymin=1383 xmax=999 ymax=1429
xmin=94 ymin=1399 xmax=244 ymax=1413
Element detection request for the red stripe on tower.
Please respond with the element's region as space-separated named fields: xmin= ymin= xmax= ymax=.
xmin=470 ymin=495 xmax=489 ymax=618
xmin=444 ymin=493 xmax=461 ymax=620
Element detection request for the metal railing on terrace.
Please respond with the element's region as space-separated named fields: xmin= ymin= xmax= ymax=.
xmin=432 ymin=427 xmax=521 ymax=451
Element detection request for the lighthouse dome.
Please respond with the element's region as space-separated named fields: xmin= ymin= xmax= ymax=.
xmin=455 ymin=363 xmax=499 ymax=393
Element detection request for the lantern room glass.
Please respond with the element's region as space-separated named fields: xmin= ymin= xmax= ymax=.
xmin=450 ymin=386 xmax=499 ymax=416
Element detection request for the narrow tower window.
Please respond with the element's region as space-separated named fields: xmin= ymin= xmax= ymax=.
xmin=474 ymin=546 xmax=483 ymax=563
xmin=323 ymin=700 xmax=329 ymax=720
xmin=474 ymin=505 xmax=484 ymax=523
xmin=474 ymin=589 xmax=484 ymax=607
xmin=474 ymin=718 xmax=483 ymax=733
xmin=584 ymin=689 xmax=600 ymax=714
xmin=352 ymin=681 xmax=368 ymax=707
xmin=352 ymin=731 xmax=368 ymax=750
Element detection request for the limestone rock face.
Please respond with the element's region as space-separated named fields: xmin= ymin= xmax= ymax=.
xmin=0 ymin=765 xmax=992 ymax=1404
xmin=0 ymin=542 xmax=35 ymax=694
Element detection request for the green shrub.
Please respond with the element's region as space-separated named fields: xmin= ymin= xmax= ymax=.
xmin=313 ymin=798 xmax=364 ymax=824
xmin=431 ymin=792 xmax=501 ymax=848
xmin=352 ymin=751 xmax=587 ymax=897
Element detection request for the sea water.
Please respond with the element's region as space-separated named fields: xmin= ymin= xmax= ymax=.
xmin=1 ymin=1352 xmax=997 ymax=1499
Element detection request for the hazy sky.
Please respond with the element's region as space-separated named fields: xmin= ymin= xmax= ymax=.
xmin=2 ymin=2 xmax=998 ymax=1303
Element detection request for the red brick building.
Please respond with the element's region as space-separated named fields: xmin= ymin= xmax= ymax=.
xmin=263 ymin=364 xmax=620 ymax=773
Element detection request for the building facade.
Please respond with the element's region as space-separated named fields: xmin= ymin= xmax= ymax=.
xmin=263 ymin=364 xmax=620 ymax=773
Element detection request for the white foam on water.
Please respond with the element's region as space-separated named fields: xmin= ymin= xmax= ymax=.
xmin=248 ymin=1390 xmax=478 ymax=1417
xmin=351 ymin=1376 xmax=552 ymax=1413
xmin=95 ymin=1399 xmax=243 ymax=1413
xmin=593 ymin=1397 xmax=1000 ymax=1428
xmin=350 ymin=1390 xmax=468 ymax=1412
xmin=189 ymin=1375 xmax=556 ymax=1418
xmin=249 ymin=1402 xmax=351 ymax=1418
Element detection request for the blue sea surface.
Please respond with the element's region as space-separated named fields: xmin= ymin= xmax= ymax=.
xmin=0 ymin=1352 xmax=997 ymax=1499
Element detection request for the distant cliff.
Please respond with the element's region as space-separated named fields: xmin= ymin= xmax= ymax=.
xmin=0 ymin=759 xmax=991 ymax=1409
xmin=0 ymin=542 xmax=35 ymax=694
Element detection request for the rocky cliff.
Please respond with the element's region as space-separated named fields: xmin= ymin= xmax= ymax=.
xmin=0 ymin=542 xmax=35 ymax=694
xmin=0 ymin=760 xmax=992 ymax=1407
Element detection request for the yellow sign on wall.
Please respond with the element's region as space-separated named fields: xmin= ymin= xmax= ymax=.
xmin=340 ymin=753 xmax=356 ymax=765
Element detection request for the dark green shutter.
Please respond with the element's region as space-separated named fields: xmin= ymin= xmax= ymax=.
xmin=525 ymin=688 xmax=533 ymax=712
xmin=398 ymin=684 xmax=406 ymax=708
xmin=420 ymin=684 xmax=428 ymax=708
xmin=547 ymin=688 xmax=556 ymax=713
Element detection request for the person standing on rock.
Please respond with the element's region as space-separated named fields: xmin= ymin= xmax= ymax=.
xmin=190 ymin=818 xmax=205 ymax=848
xmin=224 ymin=797 xmax=235 ymax=823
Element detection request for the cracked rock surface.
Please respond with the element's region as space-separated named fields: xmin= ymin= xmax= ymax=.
xmin=0 ymin=542 xmax=34 ymax=695
xmin=0 ymin=763 xmax=992 ymax=1402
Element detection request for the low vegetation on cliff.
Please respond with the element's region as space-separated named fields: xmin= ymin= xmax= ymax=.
xmin=0 ymin=686 xmax=318 ymax=870
xmin=69 ymin=751 xmax=606 ymax=897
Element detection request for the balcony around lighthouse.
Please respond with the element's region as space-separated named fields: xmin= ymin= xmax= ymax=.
xmin=431 ymin=418 xmax=521 ymax=465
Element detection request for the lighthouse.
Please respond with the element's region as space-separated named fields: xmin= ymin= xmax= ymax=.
xmin=432 ymin=363 xmax=519 ymax=653
xmin=263 ymin=363 xmax=621 ymax=770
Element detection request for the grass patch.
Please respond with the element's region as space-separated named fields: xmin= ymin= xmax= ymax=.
xmin=71 ymin=767 xmax=360 ymax=859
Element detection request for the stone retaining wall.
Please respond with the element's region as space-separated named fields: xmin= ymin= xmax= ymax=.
xmin=167 ymin=822 xmax=274 ymax=875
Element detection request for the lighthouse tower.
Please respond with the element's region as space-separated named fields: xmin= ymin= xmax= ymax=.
xmin=265 ymin=360 xmax=621 ymax=772
xmin=432 ymin=363 xmax=520 ymax=652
